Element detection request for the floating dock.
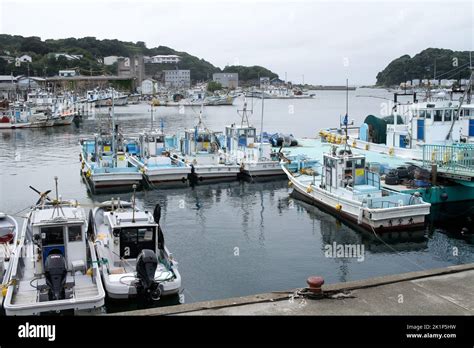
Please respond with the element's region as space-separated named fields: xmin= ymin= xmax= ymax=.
xmin=109 ymin=263 xmax=474 ymax=315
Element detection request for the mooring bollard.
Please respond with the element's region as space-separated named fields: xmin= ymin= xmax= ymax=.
xmin=306 ymin=276 xmax=325 ymax=294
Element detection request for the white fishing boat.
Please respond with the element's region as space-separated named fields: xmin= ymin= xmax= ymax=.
xmin=92 ymin=197 xmax=181 ymax=300
xmin=127 ymin=129 xmax=191 ymax=187
xmin=225 ymin=101 xmax=284 ymax=178
xmin=3 ymin=179 xmax=105 ymax=315
xmin=323 ymin=76 xmax=474 ymax=160
xmin=87 ymin=88 xmax=128 ymax=107
xmin=0 ymin=104 xmax=31 ymax=129
xmin=80 ymin=99 xmax=142 ymax=192
xmin=282 ymin=146 xmax=431 ymax=233
xmin=80 ymin=133 xmax=142 ymax=192
xmin=178 ymin=109 xmax=241 ymax=183
xmin=0 ymin=213 xmax=19 ymax=291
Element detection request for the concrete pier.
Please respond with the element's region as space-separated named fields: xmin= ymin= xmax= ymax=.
xmin=110 ymin=263 xmax=474 ymax=316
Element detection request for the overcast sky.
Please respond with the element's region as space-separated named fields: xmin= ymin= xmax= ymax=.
xmin=0 ymin=0 xmax=472 ymax=84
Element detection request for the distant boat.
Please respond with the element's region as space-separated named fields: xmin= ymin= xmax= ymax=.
xmin=87 ymin=88 xmax=128 ymax=107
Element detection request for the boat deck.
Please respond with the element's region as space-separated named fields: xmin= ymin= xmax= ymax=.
xmin=11 ymin=244 xmax=99 ymax=306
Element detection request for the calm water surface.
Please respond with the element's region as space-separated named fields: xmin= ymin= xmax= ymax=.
xmin=1 ymin=89 xmax=473 ymax=312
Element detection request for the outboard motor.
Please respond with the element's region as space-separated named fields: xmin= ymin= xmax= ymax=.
xmin=44 ymin=254 xmax=67 ymax=301
xmin=135 ymin=249 xmax=162 ymax=301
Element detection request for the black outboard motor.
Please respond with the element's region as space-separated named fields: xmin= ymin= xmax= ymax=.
xmin=135 ymin=249 xmax=162 ymax=301
xmin=44 ymin=254 xmax=67 ymax=301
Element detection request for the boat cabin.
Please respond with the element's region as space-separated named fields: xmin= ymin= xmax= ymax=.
xmin=322 ymin=150 xmax=378 ymax=194
xmin=30 ymin=206 xmax=88 ymax=274
xmin=101 ymin=209 xmax=163 ymax=260
xmin=386 ymin=101 xmax=474 ymax=148
xmin=180 ymin=127 xmax=220 ymax=156
xmin=138 ymin=131 xmax=166 ymax=157
xmin=225 ymin=124 xmax=256 ymax=151
xmin=225 ymin=123 xmax=273 ymax=161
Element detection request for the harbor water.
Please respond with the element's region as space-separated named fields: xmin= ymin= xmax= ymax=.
xmin=1 ymin=89 xmax=473 ymax=313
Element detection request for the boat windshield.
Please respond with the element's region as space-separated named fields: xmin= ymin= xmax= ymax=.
xmin=119 ymin=226 xmax=156 ymax=259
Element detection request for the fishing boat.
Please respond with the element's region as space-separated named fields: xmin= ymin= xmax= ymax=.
xmin=127 ymin=129 xmax=191 ymax=187
xmin=0 ymin=213 xmax=19 ymax=291
xmin=92 ymin=196 xmax=181 ymax=300
xmin=0 ymin=103 xmax=31 ymax=129
xmin=80 ymin=99 xmax=142 ymax=193
xmin=282 ymin=146 xmax=431 ymax=233
xmin=80 ymin=132 xmax=142 ymax=193
xmin=2 ymin=179 xmax=105 ymax=315
xmin=225 ymin=101 xmax=284 ymax=178
xmin=323 ymin=75 xmax=474 ymax=161
xmin=177 ymin=109 xmax=241 ymax=183
xmin=87 ymin=89 xmax=128 ymax=107
xmin=205 ymin=95 xmax=236 ymax=106
xmin=128 ymin=94 xmax=141 ymax=105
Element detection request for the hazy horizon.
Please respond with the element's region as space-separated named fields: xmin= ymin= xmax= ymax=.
xmin=0 ymin=0 xmax=472 ymax=85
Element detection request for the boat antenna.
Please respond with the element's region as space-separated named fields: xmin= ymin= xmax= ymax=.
xmin=132 ymin=184 xmax=137 ymax=223
xmin=51 ymin=176 xmax=65 ymax=218
xmin=344 ymin=78 xmax=349 ymax=149
xmin=259 ymin=83 xmax=265 ymax=160
xmin=237 ymin=98 xmax=251 ymax=127
xmin=111 ymin=88 xmax=116 ymax=167
xmin=150 ymin=101 xmax=154 ymax=131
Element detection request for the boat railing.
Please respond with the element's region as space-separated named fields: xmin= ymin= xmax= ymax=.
xmin=367 ymin=172 xmax=381 ymax=189
xmin=422 ymin=144 xmax=474 ymax=176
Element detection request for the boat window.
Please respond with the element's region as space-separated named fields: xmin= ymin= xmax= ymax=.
xmin=138 ymin=227 xmax=154 ymax=242
xmin=425 ymin=110 xmax=431 ymax=119
xmin=434 ymin=110 xmax=443 ymax=122
xmin=444 ymin=109 xmax=452 ymax=122
xmin=248 ymin=129 xmax=255 ymax=137
xmin=346 ymin=160 xmax=353 ymax=168
xmin=68 ymin=225 xmax=82 ymax=242
xmin=41 ymin=226 xmax=64 ymax=245
xmin=121 ymin=228 xmax=137 ymax=243
xmin=419 ymin=110 xmax=426 ymax=119
xmin=355 ymin=159 xmax=365 ymax=168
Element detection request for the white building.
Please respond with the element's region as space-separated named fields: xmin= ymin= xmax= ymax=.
xmin=213 ymin=73 xmax=239 ymax=89
xmin=103 ymin=56 xmax=122 ymax=66
xmin=17 ymin=55 xmax=32 ymax=63
xmin=412 ymin=79 xmax=420 ymax=86
xmin=141 ymin=78 xmax=157 ymax=95
xmin=59 ymin=70 xmax=77 ymax=77
xmin=149 ymin=55 xmax=181 ymax=64
xmin=164 ymin=70 xmax=190 ymax=88
xmin=429 ymin=79 xmax=439 ymax=86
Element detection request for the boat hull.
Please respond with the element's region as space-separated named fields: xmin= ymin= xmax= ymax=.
xmin=189 ymin=165 xmax=241 ymax=183
xmin=241 ymin=161 xmax=285 ymax=178
xmin=283 ymin=166 xmax=430 ymax=233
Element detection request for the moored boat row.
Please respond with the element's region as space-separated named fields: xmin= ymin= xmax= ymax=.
xmin=0 ymin=179 xmax=180 ymax=315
